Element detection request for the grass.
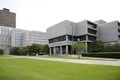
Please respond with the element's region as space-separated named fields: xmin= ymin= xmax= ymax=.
xmin=0 ymin=56 xmax=120 ymax=80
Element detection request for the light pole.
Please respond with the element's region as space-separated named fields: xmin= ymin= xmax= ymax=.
xmin=77 ymin=38 xmax=80 ymax=59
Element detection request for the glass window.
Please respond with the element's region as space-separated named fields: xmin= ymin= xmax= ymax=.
xmin=88 ymin=28 xmax=96 ymax=35
xmin=87 ymin=21 xmax=97 ymax=29
xmin=49 ymin=35 xmax=66 ymax=43
xmin=88 ymin=35 xmax=96 ymax=41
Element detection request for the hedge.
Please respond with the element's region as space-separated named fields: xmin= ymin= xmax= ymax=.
xmin=82 ymin=53 xmax=120 ymax=59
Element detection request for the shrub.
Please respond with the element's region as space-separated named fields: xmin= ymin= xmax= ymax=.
xmin=82 ymin=52 xmax=120 ymax=59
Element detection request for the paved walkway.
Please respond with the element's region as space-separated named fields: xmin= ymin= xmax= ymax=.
xmin=13 ymin=56 xmax=120 ymax=66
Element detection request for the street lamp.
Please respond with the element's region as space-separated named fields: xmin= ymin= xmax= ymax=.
xmin=77 ymin=38 xmax=80 ymax=59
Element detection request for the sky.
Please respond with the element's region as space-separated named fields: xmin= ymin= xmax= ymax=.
xmin=0 ymin=0 xmax=120 ymax=32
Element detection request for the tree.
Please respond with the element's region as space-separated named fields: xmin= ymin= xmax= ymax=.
xmin=0 ymin=49 xmax=4 ymax=55
xmin=112 ymin=43 xmax=120 ymax=52
xmin=43 ymin=45 xmax=49 ymax=54
xmin=11 ymin=47 xmax=22 ymax=55
xmin=104 ymin=44 xmax=113 ymax=52
xmin=72 ymin=42 xmax=86 ymax=59
xmin=29 ymin=44 xmax=41 ymax=55
xmin=89 ymin=41 xmax=104 ymax=52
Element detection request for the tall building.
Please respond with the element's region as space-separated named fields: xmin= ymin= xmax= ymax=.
xmin=0 ymin=8 xmax=16 ymax=28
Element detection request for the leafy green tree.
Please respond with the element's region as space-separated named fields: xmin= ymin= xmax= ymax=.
xmin=43 ymin=45 xmax=49 ymax=54
xmin=112 ymin=43 xmax=120 ymax=52
xmin=11 ymin=47 xmax=22 ymax=55
xmin=0 ymin=49 xmax=4 ymax=55
xmin=104 ymin=44 xmax=113 ymax=52
xmin=72 ymin=42 xmax=86 ymax=59
xmin=29 ymin=44 xmax=40 ymax=55
xmin=89 ymin=41 xmax=104 ymax=52
xmin=21 ymin=47 xmax=28 ymax=55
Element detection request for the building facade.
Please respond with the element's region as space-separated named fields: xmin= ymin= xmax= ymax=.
xmin=22 ymin=31 xmax=48 ymax=47
xmin=0 ymin=8 xmax=16 ymax=28
xmin=11 ymin=28 xmax=25 ymax=47
xmin=0 ymin=26 xmax=12 ymax=54
xmin=47 ymin=20 xmax=120 ymax=55
xmin=0 ymin=26 xmax=48 ymax=54
xmin=47 ymin=20 xmax=97 ymax=55
xmin=97 ymin=21 xmax=120 ymax=44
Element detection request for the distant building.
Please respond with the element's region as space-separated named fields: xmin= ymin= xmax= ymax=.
xmin=0 ymin=8 xmax=16 ymax=28
xmin=95 ymin=20 xmax=106 ymax=24
xmin=11 ymin=28 xmax=25 ymax=47
xmin=22 ymin=31 xmax=48 ymax=47
xmin=0 ymin=26 xmax=12 ymax=54
xmin=0 ymin=26 xmax=48 ymax=54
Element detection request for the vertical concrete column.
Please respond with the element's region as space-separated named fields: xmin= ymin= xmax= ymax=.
xmin=60 ymin=46 xmax=62 ymax=55
xmin=66 ymin=35 xmax=68 ymax=41
xmin=53 ymin=47 xmax=56 ymax=55
xmin=85 ymin=42 xmax=88 ymax=53
xmin=85 ymin=35 xmax=88 ymax=53
xmin=66 ymin=45 xmax=68 ymax=55
xmin=49 ymin=47 xmax=51 ymax=56
xmin=86 ymin=35 xmax=88 ymax=41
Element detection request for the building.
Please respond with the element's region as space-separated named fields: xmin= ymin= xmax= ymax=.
xmin=0 ymin=26 xmax=48 ymax=54
xmin=0 ymin=8 xmax=16 ymax=28
xmin=22 ymin=31 xmax=48 ymax=47
xmin=47 ymin=20 xmax=120 ymax=55
xmin=11 ymin=28 xmax=25 ymax=47
xmin=97 ymin=21 xmax=120 ymax=44
xmin=0 ymin=26 xmax=12 ymax=54
xmin=47 ymin=20 xmax=97 ymax=55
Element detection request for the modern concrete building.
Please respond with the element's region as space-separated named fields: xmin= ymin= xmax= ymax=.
xmin=47 ymin=20 xmax=120 ymax=55
xmin=47 ymin=20 xmax=97 ymax=55
xmin=0 ymin=26 xmax=12 ymax=54
xmin=0 ymin=8 xmax=16 ymax=28
xmin=22 ymin=31 xmax=48 ymax=47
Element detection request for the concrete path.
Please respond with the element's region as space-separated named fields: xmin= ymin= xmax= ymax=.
xmin=13 ymin=56 xmax=120 ymax=66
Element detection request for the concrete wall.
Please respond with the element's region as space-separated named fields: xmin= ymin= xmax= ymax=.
xmin=47 ymin=20 xmax=76 ymax=39
xmin=98 ymin=21 xmax=119 ymax=42
xmin=76 ymin=20 xmax=88 ymax=36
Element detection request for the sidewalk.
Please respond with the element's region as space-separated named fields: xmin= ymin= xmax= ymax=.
xmin=13 ymin=56 xmax=120 ymax=66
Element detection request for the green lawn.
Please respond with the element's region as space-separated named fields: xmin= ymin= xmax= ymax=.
xmin=0 ymin=56 xmax=120 ymax=80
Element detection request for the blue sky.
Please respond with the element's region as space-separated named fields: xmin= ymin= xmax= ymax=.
xmin=0 ymin=0 xmax=120 ymax=32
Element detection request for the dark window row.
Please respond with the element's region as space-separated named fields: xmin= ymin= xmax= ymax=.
xmin=88 ymin=35 xmax=96 ymax=41
xmin=87 ymin=21 xmax=97 ymax=29
xmin=49 ymin=35 xmax=66 ymax=43
xmin=68 ymin=35 xmax=86 ymax=41
xmin=88 ymin=28 xmax=97 ymax=35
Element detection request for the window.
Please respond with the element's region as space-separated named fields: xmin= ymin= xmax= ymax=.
xmin=87 ymin=21 xmax=97 ymax=29
xmin=49 ymin=35 xmax=66 ymax=43
xmin=68 ymin=35 xmax=86 ymax=41
xmin=88 ymin=28 xmax=96 ymax=35
xmin=88 ymin=35 xmax=96 ymax=41
xmin=118 ymin=36 xmax=120 ymax=40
